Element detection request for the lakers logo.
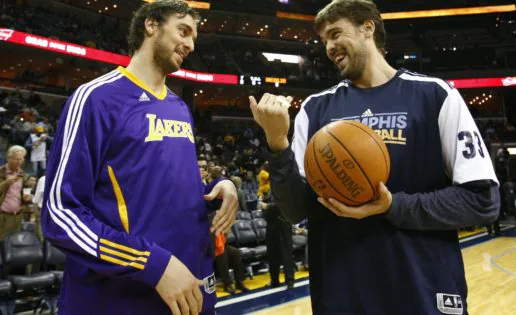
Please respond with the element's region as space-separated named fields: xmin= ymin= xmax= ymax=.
xmin=145 ymin=114 xmax=194 ymax=143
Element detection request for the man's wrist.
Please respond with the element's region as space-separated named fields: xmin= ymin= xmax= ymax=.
xmin=266 ymin=136 xmax=289 ymax=153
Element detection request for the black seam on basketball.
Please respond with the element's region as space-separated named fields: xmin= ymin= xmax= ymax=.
xmin=325 ymin=128 xmax=375 ymax=196
xmin=312 ymin=136 xmax=357 ymax=203
xmin=304 ymin=152 xmax=313 ymax=180
xmin=305 ymin=152 xmax=319 ymax=194
xmin=343 ymin=122 xmax=390 ymax=180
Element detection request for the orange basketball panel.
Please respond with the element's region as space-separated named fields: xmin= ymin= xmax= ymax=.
xmin=311 ymin=129 xmax=374 ymax=205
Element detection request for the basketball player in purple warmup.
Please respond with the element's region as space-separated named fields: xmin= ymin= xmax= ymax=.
xmin=250 ymin=0 xmax=500 ymax=314
xmin=42 ymin=1 xmax=238 ymax=314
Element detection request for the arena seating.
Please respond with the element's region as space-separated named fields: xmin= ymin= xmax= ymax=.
xmin=0 ymin=231 xmax=66 ymax=315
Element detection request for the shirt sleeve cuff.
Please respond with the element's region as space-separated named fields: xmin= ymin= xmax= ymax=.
xmin=384 ymin=193 xmax=403 ymax=226
xmin=267 ymin=145 xmax=292 ymax=170
xmin=135 ymin=243 xmax=172 ymax=288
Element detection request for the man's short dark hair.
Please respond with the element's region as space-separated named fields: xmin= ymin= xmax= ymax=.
xmin=315 ymin=0 xmax=386 ymax=54
xmin=128 ymin=0 xmax=201 ymax=55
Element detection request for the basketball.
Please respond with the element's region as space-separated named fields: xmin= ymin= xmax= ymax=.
xmin=304 ymin=120 xmax=390 ymax=206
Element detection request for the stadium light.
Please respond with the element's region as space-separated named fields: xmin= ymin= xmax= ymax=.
xmin=382 ymin=5 xmax=515 ymax=20
xmin=262 ymin=52 xmax=301 ymax=64
xmin=277 ymin=4 xmax=515 ymax=21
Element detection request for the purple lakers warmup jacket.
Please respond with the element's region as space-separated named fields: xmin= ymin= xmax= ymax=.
xmin=42 ymin=67 xmax=217 ymax=314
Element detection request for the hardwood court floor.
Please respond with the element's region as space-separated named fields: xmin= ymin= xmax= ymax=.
xmin=251 ymin=236 xmax=516 ymax=315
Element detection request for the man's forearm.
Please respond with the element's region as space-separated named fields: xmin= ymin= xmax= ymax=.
xmin=386 ymin=180 xmax=500 ymax=230
xmin=268 ymin=146 xmax=311 ymax=224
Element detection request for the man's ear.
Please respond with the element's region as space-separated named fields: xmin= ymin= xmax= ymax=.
xmin=144 ymin=18 xmax=158 ymax=37
xmin=363 ymin=20 xmax=375 ymax=38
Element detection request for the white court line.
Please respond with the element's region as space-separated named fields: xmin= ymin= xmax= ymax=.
xmin=490 ymin=248 xmax=516 ymax=277
xmin=247 ymin=296 xmax=311 ymax=315
xmin=215 ymin=280 xmax=310 ymax=308
xmin=459 ymin=232 xmax=489 ymax=243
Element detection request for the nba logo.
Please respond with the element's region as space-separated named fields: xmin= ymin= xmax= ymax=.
xmin=436 ymin=293 xmax=463 ymax=314
xmin=203 ymin=273 xmax=216 ymax=294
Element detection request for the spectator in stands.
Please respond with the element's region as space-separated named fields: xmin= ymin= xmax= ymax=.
xmin=250 ymin=137 xmax=260 ymax=148
xmin=227 ymin=162 xmax=241 ymax=177
xmin=198 ymin=158 xmax=209 ymax=184
xmin=0 ymin=145 xmax=32 ymax=240
xmin=22 ymin=175 xmax=37 ymax=221
xmin=32 ymin=171 xmax=46 ymax=242
xmin=243 ymin=127 xmax=254 ymax=140
xmin=206 ymin=161 xmax=216 ymax=182
xmin=205 ymin=142 xmax=212 ymax=155
xmin=501 ymin=175 xmax=515 ymax=218
xmin=216 ymin=243 xmax=250 ymax=294
xmin=486 ymin=124 xmax=496 ymax=141
xmin=261 ymin=190 xmax=294 ymax=289
xmin=224 ymin=132 xmax=235 ymax=148
xmin=24 ymin=175 xmax=37 ymax=191
xmin=257 ymin=161 xmax=270 ymax=198
xmin=230 ymin=176 xmax=248 ymax=212
xmin=486 ymin=209 xmax=501 ymax=237
xmin=293 ymin=219 xmax=309 ymax=270
xmin=242 ymin=170 xmax=258 ymax=210
xmin=25 ymin=125 xmax=51 ymax=177
xmin=214 ymin=139 xmax=224 ymax=157
xmin=212 ymin=231 xmax=250 ymax=294
xmin=210 ymin=165 xmax=223 ymax=182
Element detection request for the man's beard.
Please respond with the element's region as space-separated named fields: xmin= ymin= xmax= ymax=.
xmin=152 ymin=33 xmax=178 ymax=74
xmin=339 ymin=43 xmax=367 ymax=81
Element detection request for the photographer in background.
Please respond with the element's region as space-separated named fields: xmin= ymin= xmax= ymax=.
xmin=0 ymin=145 xmax=32 ymax=240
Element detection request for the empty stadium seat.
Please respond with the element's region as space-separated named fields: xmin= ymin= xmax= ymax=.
xmin=251 ymin=210 xmax=263 ymax=219
xmin=0 ymin=279 xmax=12 ymax=299
xmin=231 ymin=220 xmax=265 ymax=279
xmin=20 ymin=222 xmax=37 ymax=234
xmin=3 ymin=232 xmax=55 ymax=314
xmin=292 ymin=234 xmax=307 ymax=251
xmin=230 ymin=221 xmax=253 ymax=261
xmin=236 ymin=211 xmax=252 ymax=221
xmin=42 ymin=241 xmax=66 ymax=314
xmin=237 ymin=247 xmax=254 ymax=262
xmin=251 ymin=218 xmax=267 ymax=241
xmin=250 ymin=219 xmax=267 ymax=257
xmin=226 ymin=229 xmax=236 ymax=246
xmin=43 ymin=241 xmax=66 ymax=284
xmin=232 ymin=220 xmax=267 ymax=258
xmin=232 ymin=220 xmax=258 ymax=247
xmin=0 ymin=254 xmax=14 ymax=315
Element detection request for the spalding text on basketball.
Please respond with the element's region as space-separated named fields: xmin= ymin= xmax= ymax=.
xmin=319 ymin=144 xmax=365 ymax=198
